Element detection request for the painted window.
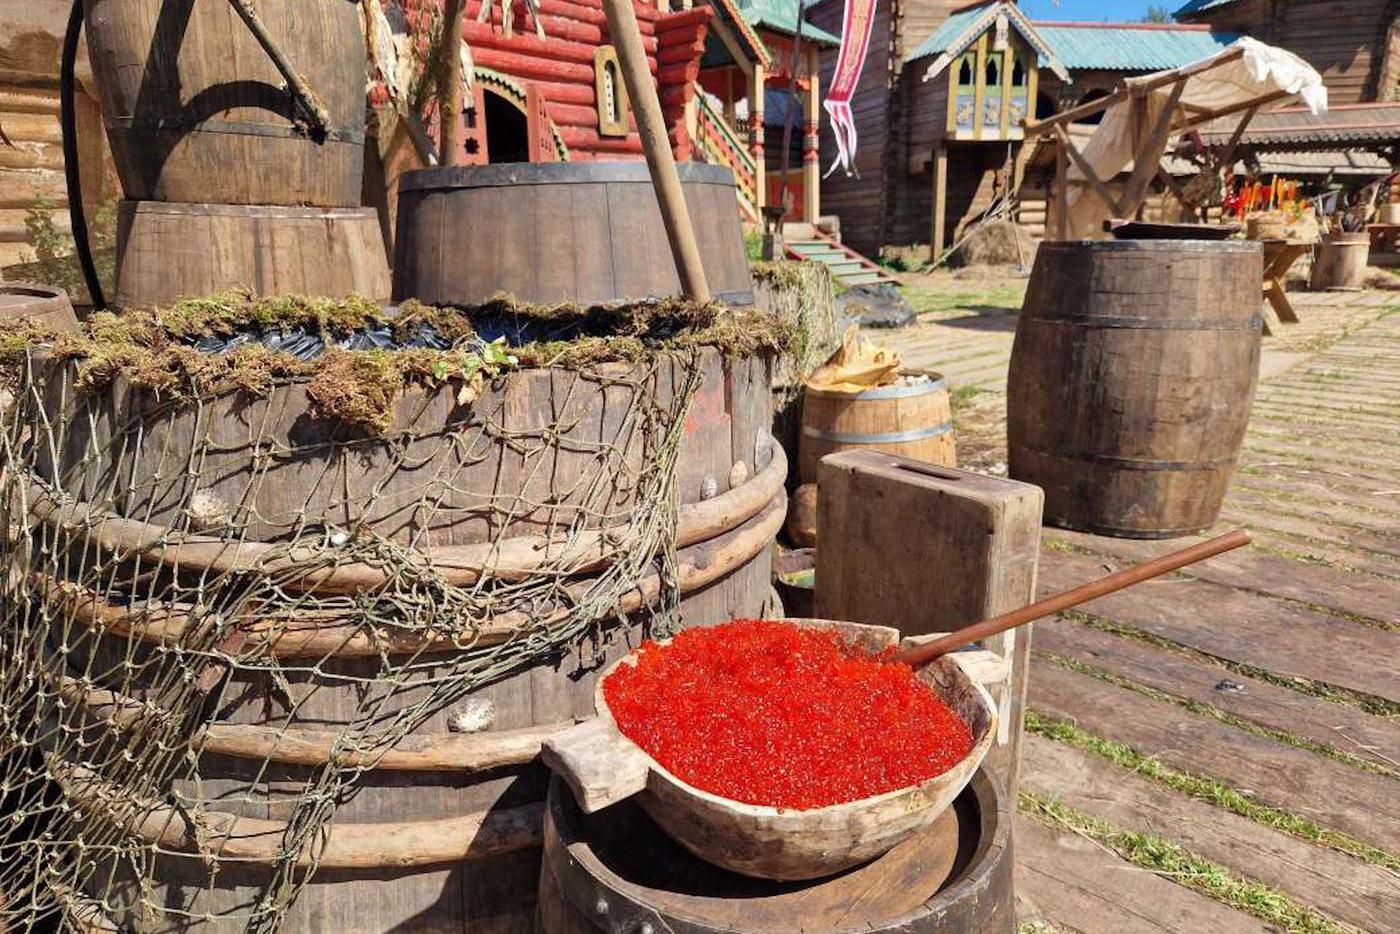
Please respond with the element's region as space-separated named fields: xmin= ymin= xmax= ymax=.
xmin=957 ymin=55 xmax=974 ymax=88
xmin=595 ymin=46 xmax=629 ymax=138
xmin=1012 ymin=56 xmax=1026 ymax=88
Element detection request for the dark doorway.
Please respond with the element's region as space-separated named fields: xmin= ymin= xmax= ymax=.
xmin=485 ymin=91 xmax=530 ymax=163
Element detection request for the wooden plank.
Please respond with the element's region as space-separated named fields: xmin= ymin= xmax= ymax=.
xmin=1028 ymin=662 xmax=1400 ymax=852
xmin=1015 ymin=815 xmax=1276 ymax=934
xmin=1032 ymin=616 xmax=1399 ymax=774
xmin=1045 ymin=531 xmax=1400 ymax=630
xmin=1021 ymin=734 xmax=1400 ymax=933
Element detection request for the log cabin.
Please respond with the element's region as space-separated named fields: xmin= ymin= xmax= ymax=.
xmin=0 ymin=0 xmax=116 ymax=275
xmin=1174 ymin=0 xmax=1400 ymax=104
xmin=807 ymin=0 xmax=1243 ymax=258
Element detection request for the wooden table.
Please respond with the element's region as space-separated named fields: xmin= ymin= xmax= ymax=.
xmin=1259 ymin=239 xmax=1310 ymax=336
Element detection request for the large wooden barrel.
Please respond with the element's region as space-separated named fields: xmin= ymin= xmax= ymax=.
xmin=82 ymin=0 xmax=364 ymax=206
xmin=114 ymin=201 xmax=392 ymax=307
xmin=1310 ymin=231 xmax=1370 ymax=291
xmin=799 ymin=371 xmax=956 ymax=484
xmin=1007 ymin=240 xmax=1262 ymax=539
xmin=24 ymin=348 xmax=780 ymax=932
xmin=392 ymin=163 xmax=755 ymax=307
xmin=538 ymin=769 xmax=1013 ymax=934
xmin=0 ymin=282 xmax=78 ymax=330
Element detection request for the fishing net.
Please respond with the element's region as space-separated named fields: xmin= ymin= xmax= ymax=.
xmin=0 ymin=294 xmax=785 ymax=931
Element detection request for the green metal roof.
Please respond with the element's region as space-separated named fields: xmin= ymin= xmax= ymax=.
xmin=737 ymin=0 xmax=841 ymax=47
xmin=1174 ymin=0 xmax=1247 ymax=17
xmin=1034 ymin=23 xmax=1238 ymax=71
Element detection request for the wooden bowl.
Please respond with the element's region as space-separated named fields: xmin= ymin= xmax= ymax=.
xmin=541 ymin=618 xmax=998 ymax=881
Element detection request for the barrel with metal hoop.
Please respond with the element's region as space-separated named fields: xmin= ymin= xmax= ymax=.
xmin=1007 ymin=239 xmax=1263 ymax=538
xmin=20 ymin=341 xmax=780 ymax=932
xmin=799 ymin=370 xmax=956 ymax=484
xmin=81 ymin=0 xmax=365 ymax=206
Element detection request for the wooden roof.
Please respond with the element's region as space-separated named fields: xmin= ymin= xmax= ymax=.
xmin=1194 ymin=102 xmax=1400 ymax=152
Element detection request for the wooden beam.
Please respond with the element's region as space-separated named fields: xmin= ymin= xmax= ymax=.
xmin=803 ymin=44 xmax=821 ymax=222
xmin=1056 ymin=133 xmax=1069 ymax=240
xmin=1174 ymin=89 xmax=1290 ymax=133
xmin=1025 ymin=86 xmax=1128 ymax=137
xmin=999 ymin=40 xmax=1014 ymax=139
xmin=933 ymin=145 xmax=948 ymax=261
xmin=1054 ymin=122 xmax=1122 ymax=218
xmin=1117 ymin=81 xmax=1184 ymax=220
xmin=439 ymin=0 xmax=466 ymax=165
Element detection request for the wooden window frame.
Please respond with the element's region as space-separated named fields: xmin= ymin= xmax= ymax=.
xmin=594 ymin=46 xmax=630 ymax=138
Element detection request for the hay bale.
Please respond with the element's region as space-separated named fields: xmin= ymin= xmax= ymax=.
xmin=953 ymin=221 xmax=1034 ymax=268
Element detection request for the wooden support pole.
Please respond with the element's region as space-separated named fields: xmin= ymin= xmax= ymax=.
xmin=439 ymin=0 xmax=466 ymax=165
xmin=1054 ymin=122 xmax=1122 ymax=218
xmin=1055 ymin=134 xmax=1069 ymax=240
xmin=750 ymin=59 xmax=767 ymax=210
xmin=601 ymin=0 xmax=712 ymax=302
xmin=803 ymin=45 xmax=821 ymax=223
xmin=1117 ymin=82 xmax=1185 ymax=220
xmin=933 ymin=145 xmax=948 ymax=262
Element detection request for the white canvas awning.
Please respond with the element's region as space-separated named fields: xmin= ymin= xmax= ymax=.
xmin=1025 ymin=37 xmax=1328 ymax=239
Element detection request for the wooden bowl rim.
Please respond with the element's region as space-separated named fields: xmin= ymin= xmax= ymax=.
xmin=592 ymin=617 xmax=997 ymax=819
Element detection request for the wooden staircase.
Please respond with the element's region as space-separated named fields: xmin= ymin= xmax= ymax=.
xmin=784 ymin=229 xmax=899 ymax=288
xmin=694 ymin=94 xmax=759 ymax=222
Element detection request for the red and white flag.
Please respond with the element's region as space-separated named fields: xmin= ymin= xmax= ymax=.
xmin=823 ymin=0 xmax=878 ymax=177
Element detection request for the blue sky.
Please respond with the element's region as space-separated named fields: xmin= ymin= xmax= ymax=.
xmin=1019 ymin=0 xmax=1174 ymax=21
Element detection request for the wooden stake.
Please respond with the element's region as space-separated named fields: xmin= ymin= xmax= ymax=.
xmin=889 ymin=530 xmax=1251 ymax=667
xmin=601 ymin=0 xmax=712 ymax=301
xmin=439 ymin=0 xmax=466 ymax=166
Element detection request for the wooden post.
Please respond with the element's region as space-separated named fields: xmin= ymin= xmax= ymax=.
xmin=1055 ymin=133 xmax=1068 ymax=240
xmin=601 ymin=0 xmax=712 ymax=301
xmin=932 ymin=145 xmax=948 ymax=262
xmin=750 ymin=60 xmax=766 ymax=210
xmin=971 ymin=34 xmax=988 ymax=142
xmin=439 ymin=0 xmax=465 ymax=165
xmin=803 ymin=45 xmax=821 ymax=223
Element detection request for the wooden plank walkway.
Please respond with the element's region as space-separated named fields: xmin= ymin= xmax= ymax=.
xmin=885 ymin=279 xmax=1400 ymax=934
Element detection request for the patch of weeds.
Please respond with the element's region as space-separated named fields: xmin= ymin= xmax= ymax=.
xmin=1024 ymin=712 xmax=1400 ymax=872
xmin=900 ymin=283 xmax=1023 ymax=317
xmin=950 ymin=383 xmax=984 ymax=408
xmin=1020 ymin=792 xmax=1355 ymax=934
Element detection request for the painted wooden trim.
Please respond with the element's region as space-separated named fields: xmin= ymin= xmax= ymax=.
xmin=933 ymin=145 xmax=948 ymax=262
xmin=972 ymin=34 xmax=988 ymax=142
xmin=999 ymin=41 xmax=1014 ymax=139
xmin=594 ymin=46 xmax=630 ymax=137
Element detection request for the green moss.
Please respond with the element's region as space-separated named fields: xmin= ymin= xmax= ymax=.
xmin=0 ymin=292 xmax=795 ymax=435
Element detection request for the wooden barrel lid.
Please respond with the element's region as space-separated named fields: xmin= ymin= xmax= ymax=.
xmin=541 ymin=770 xmax=1012 ymax=934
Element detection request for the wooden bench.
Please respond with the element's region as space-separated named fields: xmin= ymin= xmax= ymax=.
xmin=1259 ymin=239 xmax=1310 ymax=335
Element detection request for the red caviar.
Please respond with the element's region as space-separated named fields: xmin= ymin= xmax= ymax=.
xmin=602 ymin=619 xmax=974 ymax=810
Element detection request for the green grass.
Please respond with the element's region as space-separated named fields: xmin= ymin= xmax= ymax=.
xmin=950 ymin=384 xmax=984 ymax=407
xmin=1025 ymin=711 xmax=1400 ymax=872
xmin=1036 ymin=651 xmax=1396 ymax=779
xmin=1020 ymin=793 xmax=1355 ymax=934
xmin=898 ymin=283 xmax=1023 ymax=317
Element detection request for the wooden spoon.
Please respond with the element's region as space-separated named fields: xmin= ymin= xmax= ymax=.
xmin=889 ymin=529 xmax=1251 ymax=668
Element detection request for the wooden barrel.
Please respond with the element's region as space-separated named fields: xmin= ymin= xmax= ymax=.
xmin=114 ymin=201 xmax=391 ymax=308
xmin=538 ymin=769 xmax=1013 ymax=934
xmin=1007 ymin=240 xmax=1262 ymax=539
xmin=1309 ymin=231 xmax=1370 ymax=291
xmin=0 ymin=282 xmax=78 ymax=330
xmin=26 ymin=349 xmax=780 ymax=932
xmin=392 ymin=163 xmax=755 ymax=307
xmin=799 ymin=371 xmax=955 ymax=484
xmin=82 ymin=0 xmax=364 ymax=206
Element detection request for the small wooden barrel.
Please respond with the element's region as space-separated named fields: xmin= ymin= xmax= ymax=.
xmin=82 ymin=0 xmax=364 ymax=206
xmin=1007 ymin=240 xmax=1262 ymax=539
xmin=0 ymin=282 xmax=78 ymax=330
xmin=392 ymin=163 xmax=754 ymax=307
xmin=114 ymin=201 xmax=391 ymax=308
xmin=799 ymin=371 xmax=956 ymax=484
xmin=538 ymin=769 xmax=1013 ymax=934
xmin=1310 ymin=231 xmax=1370 ymax=291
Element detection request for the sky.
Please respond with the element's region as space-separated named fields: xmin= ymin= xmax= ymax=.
xmin=1018 ymin=0 xmax=1175 ymax=22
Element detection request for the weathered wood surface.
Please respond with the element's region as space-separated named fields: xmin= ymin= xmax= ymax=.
xmin=82 ymin=0 xmax=364 ymax=205
xmin=392 ymin=163 xmax=753 ymax=307
xmin=539 ymin=768 xmax=1013 ymax=934
xmin=1008 ymin=241 xmax=1264 ymax=538
xmin=0 ymin=281 xmax=77 ymax=329
xmin=886 ymin=279 xmax=1400 ymax=931
xmin=544 ymin=620 xmax=998 ymax=882
xmin=112 ymin=201 xmax=390 ymax=308
xmin=799 ymin=371 xmax=956 ymax=483
xmin=1309 ymin=231 xmax=1371 ymax=291
xmin=815 ymin=452 xmax=1041 ymax=798
xmin=1021 ymin=734 xmax=1400 ymax=932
